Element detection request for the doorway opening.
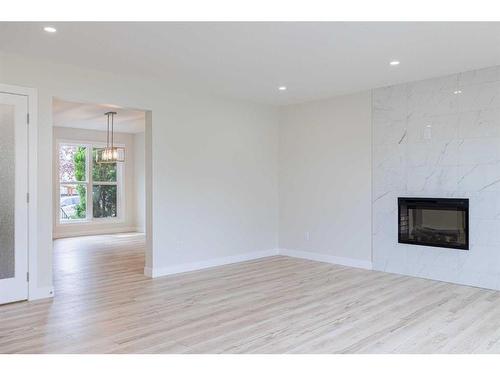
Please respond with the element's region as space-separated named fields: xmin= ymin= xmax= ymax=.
xmin=51 ymin=98 xmax=151 ymax=295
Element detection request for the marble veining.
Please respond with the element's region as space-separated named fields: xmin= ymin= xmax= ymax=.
xmin=372 ymin=65 xmax=500 ymax=290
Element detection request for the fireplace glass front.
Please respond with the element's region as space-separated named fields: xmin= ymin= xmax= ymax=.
xmin=398 ymin=198 xmax=469 ymax=250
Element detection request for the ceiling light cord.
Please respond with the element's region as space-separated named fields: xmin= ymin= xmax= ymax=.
xmin=111 ymin=112 xmax=114 ymax=148
xmin=106 ymin=113 xmax=110 ymax=148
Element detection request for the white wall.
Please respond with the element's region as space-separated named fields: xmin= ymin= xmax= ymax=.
xmin=52 ymin=126 xmax=138 ymax=238
xmin=0 ymin=52 xmax=279 ymax=296
xmin=156 ymin=96 xmax=279 ymax=272
xmin=134 ymin=132 xmax=146 ymax=233
xmin=278 ymin=92 xmax=372 ymax=266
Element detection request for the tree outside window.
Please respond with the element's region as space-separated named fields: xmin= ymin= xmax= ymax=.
xmin=59 ymin=145 xmax=87 ymax=220
xmin=92 ymin=148 xmax=118 ymax=219
xmin=59 ymin=143 xmax=121 ymax=222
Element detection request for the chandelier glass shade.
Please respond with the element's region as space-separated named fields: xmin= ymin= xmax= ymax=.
xmin=96 ymin=111 xmax=125 ymax=163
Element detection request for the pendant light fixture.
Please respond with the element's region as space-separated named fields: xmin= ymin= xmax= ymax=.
xmin=96 ymin=111 xmax=125 ymax=163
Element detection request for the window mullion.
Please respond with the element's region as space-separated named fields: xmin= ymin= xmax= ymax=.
xmin=93 ymin=181 xmax=118 ymax=186
xmin=87 ymin=145 xmax=93 ymax=221
xmin=61 ymin=180 xmax=88 ymax=184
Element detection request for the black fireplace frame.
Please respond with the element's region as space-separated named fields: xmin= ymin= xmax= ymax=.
xmin=398 ymin=197 xmax=469 ymax=250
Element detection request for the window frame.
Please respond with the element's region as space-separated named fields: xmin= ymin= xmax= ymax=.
xmin=56 ymin=139 xmax=125 ymax=225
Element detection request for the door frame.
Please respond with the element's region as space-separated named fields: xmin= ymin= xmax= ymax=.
xmin=0 ymin=83 xmax=39 ymax=301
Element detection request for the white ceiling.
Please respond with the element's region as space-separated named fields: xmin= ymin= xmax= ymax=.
xmin=1 ymin=22 xmax=500 ymax=105
xmin=53 ymin=98 xmax=145 ymax=133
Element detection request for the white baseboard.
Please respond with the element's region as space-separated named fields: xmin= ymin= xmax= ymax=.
xmin=53 ymin=226 xmax=139 ymax=239
xmin=144 ymin=248 xmax=372 ymax=278
xmin=144 ymin=249 xmax=280 ymax=278
xmin=144 ymin=266 xmax=154 ymax=277
xmin=279 ymin=248 xmax=373 ymax=270
xmin=29 ymin=286 xmax=54 ymax=301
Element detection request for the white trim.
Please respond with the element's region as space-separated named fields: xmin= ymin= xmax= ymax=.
xmin=28 ymin=286 xmax=54 ymax=301
xmin=144 ymin=249 xmax=280 ymax=278
xmin=143 ymin=266 xmax=154 ymax=278
xmin=144 ymin=248 xmax=373 ymax=279
xmin=27 ymin=88 xmax=39 ymax=301
xmin=0 ymin=84 xmax=39 ymax=303
xmin=279 ymin=248 xmax=373 ymax=270
xmin=53 ymin=226 xmax=138 ymax=239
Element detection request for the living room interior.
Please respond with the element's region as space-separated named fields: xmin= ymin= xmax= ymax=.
xmin=2 ymin=19 xmax=500 ymax=359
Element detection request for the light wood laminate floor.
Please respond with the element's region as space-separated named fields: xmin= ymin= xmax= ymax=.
xmin=2 ymin=233 xmax=500 ymax=353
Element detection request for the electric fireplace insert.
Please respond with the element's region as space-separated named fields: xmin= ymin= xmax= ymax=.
xmin=398 ymin=197 xmax=469 ymax=250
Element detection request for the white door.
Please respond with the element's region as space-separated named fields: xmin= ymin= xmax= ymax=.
xmin=0 ymin=92 xmax=29 ymax=304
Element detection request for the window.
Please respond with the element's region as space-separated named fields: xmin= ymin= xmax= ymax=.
xmin=58 ymin=142 xmax=123 ymax=223
xmin=92 ymin=148 xmax=118 ymax=219
xmin=59 ymin=144 xmax=88 ymax=221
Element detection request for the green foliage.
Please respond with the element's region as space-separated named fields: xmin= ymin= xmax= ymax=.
xmin=75 ymin=185 xmax=86 ymax=219
xmin=67 ymin=147 xmax=118 ymax=219
xmin=92 ymin=148 xmax=118 ymax=218
xmin=74 ymin=147 xmax=86 ymax=182
xmin=92 ymin=149 xmax=117 ymax=182
xmin=93 ymin=185 xmax=117 ymax=218
xmin=73 ymin=146 xmax=87 ymax=219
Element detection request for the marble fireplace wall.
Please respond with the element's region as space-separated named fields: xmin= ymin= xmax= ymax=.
xmin=372 ymin=65 xmax=500 ymax=290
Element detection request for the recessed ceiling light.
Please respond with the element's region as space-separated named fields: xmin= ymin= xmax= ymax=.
xmin=43 ymin=26 xmax=57 ymax=33
xmin=389 ymin=60 xmax=400 ymax=66
xmin=278 ymin=86 xmax=287 ymax=91
xmin=454 ymin=90 xmax=462 ymax=95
